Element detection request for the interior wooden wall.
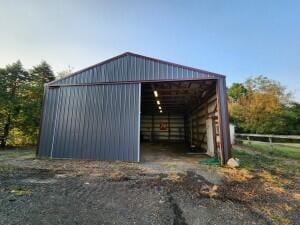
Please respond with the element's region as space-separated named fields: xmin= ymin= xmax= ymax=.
xmin=140 ymin=114 xmax=185 ymax=142
xmin=185 ymin=92 xmax=220 ymax=154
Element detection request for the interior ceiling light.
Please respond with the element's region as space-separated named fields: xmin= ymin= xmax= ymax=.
xmin=159 ymin=110 xmax=163 ymax=113
xmin=153 ymin=90 xmax=158 ymax=97
xmin=156 ymin=100 xmax=160 ymax=105
xmin=158 ymin=106 xmax=162 ymax=110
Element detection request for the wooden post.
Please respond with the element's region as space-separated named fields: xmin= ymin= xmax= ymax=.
xmin=216 ymin=78 xmax=231 ymax=164
xmin=247 ymin=136 xmax=251 ymax=145
xmin=184 ymin=114 xmax=187 ymax=144
xmin=269 ymin=137 xmax=273 ymax=150
xmin=168 ymin=113 xmax=170 ymax=141
xmin=151 ymin=114 xmax=154 ymax=142
xmin=269 ymin=137 xmax=272 ymax=144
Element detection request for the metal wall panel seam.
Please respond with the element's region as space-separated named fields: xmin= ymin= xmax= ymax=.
xmin=102 ymin=86 xmax=109 ymax=159
xmin=81 ymin=86 xmax=89 ymax=159
xmin=50 ymin=87 xmax=61 ymax=158
xmin=70 ymin=88 xmax=79 ymax=157
xmin=65 ymin=87 xmax=73 ymax=157
xmin=98 ymin=86 xmax=105 ymax=160
xmin=117 ymin=85 xmax=122 ymax=160
xmin=54 ymin=88 xmax=65 ymax=157
xmin=123 ymin=85 xmax=129 ymax=160
xmin=111 ymin=85 xmax=117 ymax=160
xmin=137 ymin=83 xmax=141 ymax=162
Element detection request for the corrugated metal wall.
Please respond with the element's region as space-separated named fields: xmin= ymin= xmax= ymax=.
xmin=141 ymin=115 xmax=185 ymax=141
xmin=38 ymin=88 xmax=60 ymax=157
xmin=38 ymin=83 xmax=141 ymax=161
xmin=51 ymin=54 xmax=218 ymax=85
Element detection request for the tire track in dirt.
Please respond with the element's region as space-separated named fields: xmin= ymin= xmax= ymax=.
xmin=168 ymin=195 xmax=188 ymax=225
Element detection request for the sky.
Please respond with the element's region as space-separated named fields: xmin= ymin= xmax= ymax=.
xmin=0 ymin=0 xmax=299 ymax=101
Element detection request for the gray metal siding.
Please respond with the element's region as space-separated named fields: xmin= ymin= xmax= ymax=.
xmin=52 ymin=55 xmax=218 ymax=85
xmin=39 ymin=83 xmax=140 ymax=161
xmin=38 ymin=87 xmax=60 ymax=156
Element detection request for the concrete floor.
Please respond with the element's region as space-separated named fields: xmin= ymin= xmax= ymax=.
xmin=139 ymin=142 xmax=222 ymax=184
xmin=140 ymin=142 xmax=205 ymax=163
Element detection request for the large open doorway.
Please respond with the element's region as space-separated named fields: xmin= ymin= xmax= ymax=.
xmin=140 ymin=80 xmax=220 ymax=163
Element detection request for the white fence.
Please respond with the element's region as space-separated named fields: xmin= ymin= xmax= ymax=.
xmin=235 ymin=133 xmax=300 ymax=145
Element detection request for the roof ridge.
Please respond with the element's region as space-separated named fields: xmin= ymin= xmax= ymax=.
xmin=48 ymin=52 xmax=225 ymax=85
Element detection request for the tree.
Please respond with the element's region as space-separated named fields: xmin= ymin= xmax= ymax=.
xmin=229 ymin=91 xmax=285 ymax=133
xmin=244 ymin=75 xmax=291 ymax=104
xmin=57 ymin=65 xmax=73 ymax=79
xmin=282 ymin=102 xmax=300 ymax=135
xmin=0 ymin=60 xmax=55 ymax=147
xmin=228 ymin=76 xmax=291 ymax=134
xmin=30 ymin=61 xmax=55 ymax=84
xmin=0 ymin=61 xmax=29 ymax=147
xmin=227 ymin=83 xmax=248 ymax=102
xmin=20 ymin=61 xmax=55 ymax=143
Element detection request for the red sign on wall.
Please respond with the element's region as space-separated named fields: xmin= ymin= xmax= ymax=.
xmin=159 ymin=122 xmax=168 ymax=131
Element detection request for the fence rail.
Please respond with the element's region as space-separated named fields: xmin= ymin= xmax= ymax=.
xmin=235 ymin=133 xmax=300 ymax=145
xmin=235 ymin=133 xmax=300 ymax=140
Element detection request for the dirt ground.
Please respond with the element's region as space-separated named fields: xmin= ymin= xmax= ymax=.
xmin=0 ymin=143 xmax=299 ymax=225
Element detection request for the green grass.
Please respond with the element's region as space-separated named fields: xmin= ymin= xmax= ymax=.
xmin=232 ymin=147 xmax=300 ymax=176
xmin=241 ymin=141 xmax=300 ymax=160
xmin=0 ymin=149 xmax=35 ymax=158
xmin=10 ymin=186 xmax=31 ymax=197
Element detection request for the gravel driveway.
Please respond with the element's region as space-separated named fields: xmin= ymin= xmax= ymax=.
xmin=0 ymin=149 xmax=273 ymax=225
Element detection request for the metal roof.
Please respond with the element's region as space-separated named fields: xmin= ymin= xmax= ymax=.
xmin=49 ymin=52 xmax=225 ymax=86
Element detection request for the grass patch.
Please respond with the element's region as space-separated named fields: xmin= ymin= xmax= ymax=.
xmin=0 ymin=164 xmax=18 ymax=172
xmin=241 ymin=141 xmax=300 ymax=160
xmin=232 ymin=147 xmax=300 ymax=176
xmin=10 ymin=186 xmax=31 ymax=197
xmin=162 ymin=162 xmax=178 ymax=170
xmin=0 ymin=149 xmax=35 ymax=159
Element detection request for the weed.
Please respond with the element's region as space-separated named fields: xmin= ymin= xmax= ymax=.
xmin=10 ymin=186 xmax=31 ymax=197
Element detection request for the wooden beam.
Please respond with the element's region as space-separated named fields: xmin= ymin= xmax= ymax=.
xmin=168 ymin=113 xmax=171 ymax=140
xmin=216 ymin=77 xmax=231 ymax=164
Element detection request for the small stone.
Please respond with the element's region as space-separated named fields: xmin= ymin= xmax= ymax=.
xmin=55 ymin=174 xmax=67 ymax=178
xmin=227 ymin=158 xmax=240 ymax=168
xmin=212 ymin=185 xmax=218 ymax=191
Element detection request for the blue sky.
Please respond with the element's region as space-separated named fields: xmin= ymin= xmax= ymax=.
xmin=0 ymin=0 xmax=299 ymax=101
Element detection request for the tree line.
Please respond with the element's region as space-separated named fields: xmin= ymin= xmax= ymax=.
xmin=0 ymin=61 xmax=56 ymax=147
xmin=0 ymin=60 xmax=299 ymax=148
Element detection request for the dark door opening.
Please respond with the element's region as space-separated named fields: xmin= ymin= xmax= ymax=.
xmin=140 ymin=80 xmax=219 ymax=162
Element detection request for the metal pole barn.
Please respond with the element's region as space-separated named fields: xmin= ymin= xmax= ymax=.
xmin=37 ymin=52 xmax=231 ymax=164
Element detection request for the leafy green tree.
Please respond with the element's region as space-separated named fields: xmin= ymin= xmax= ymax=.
xmin=0 ymin=61 xmax=29 ymax=147
xmin=227 ymin=83 xmax=248 ymax=102
xmin=0 ymin=60 xmax=55 ymax=147
xmin=30 ymin=61 xmax=56 ymax=84
xmin=20 ymin=61 xmax=55 ymax=143
xmin=282 ymin=102 xmax=300 ymax=135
